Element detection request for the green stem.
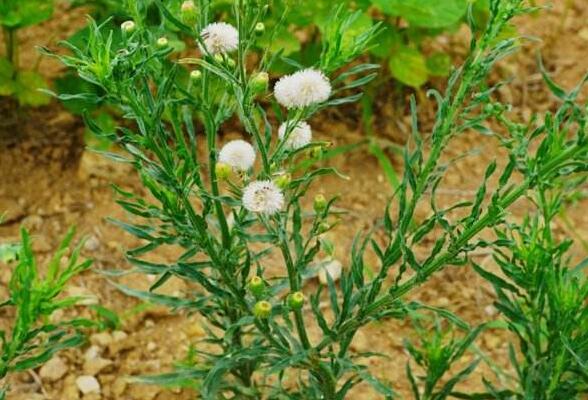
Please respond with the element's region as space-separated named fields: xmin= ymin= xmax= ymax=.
xmin=3 ymin=27 xmax=18 ymax=71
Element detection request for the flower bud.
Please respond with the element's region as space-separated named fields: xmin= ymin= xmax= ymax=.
xmin=248 ymin=276 xmax=265 ymax=298
xmin=274 ymin=173 xmax=291 ymax=190
xmin=156 ymin=36 xmax=169 ymax=49
xmin=121 ymin=20 xmax=136 ymax=34
xmin=226 ymin=58 xmax=236 ymax=69
xmin=214 ymin=53 xmax=224 ymax=63
xmin=313 ymin=194 xmax=327 ymax=214
xmin=309 ymin=145 xmax=323 ymax=159
xmin=190 ymin=70 xmax=202 ymax=82
xmin=250 ymin=72 xmax=269 ymax=94
xmin=288 ymin=291 xmax=305 ymax=310
xmin=254 ymin=22 xmax=265 ymax=36
xmin=253 ymin=300 xmax=272 ymax=319
xmin=317 ymin=221 xmax=331 ymax=234
xmin=181 ymin=1 xmax=198 ymax=25
xmin=215 ymin=162 xmax=231 ymax=180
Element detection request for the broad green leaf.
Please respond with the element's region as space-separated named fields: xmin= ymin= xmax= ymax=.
xmin=389 ymin=47 xmax=428 ymax=88
xmin=372 ymin=0 xmax=468 ymax=28
xmin=427 ymin=52 xmax=452 ymax=77
xmin=369 ymin=24 xmax=401 ymax=59
xmin=0 ymin=1 xmax=54 ymax=29
xmin=14 ymin=71 xmax=50 ymax=106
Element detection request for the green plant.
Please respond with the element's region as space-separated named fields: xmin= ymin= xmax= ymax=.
xmin=472 ymin=184 xmax=588 ymax=398
xmin=265 ymin=0 xmax=490 ymax=88
xmin=0 ymin=0 xmax=56 ymax=106
xmin=48 ymin=0 xmax=588 ymax=397
xmin=0 ymin=228 xmax=93 ymax=398
xmin=404 ymin=315 xmax=485 ymax=400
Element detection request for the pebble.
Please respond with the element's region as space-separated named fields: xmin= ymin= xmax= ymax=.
xmin=90 ymin=332 xmax=113 ymax=347
xmin=146 ymin=342 xmax=157 ymax=352
xmin=84 ymin=357 xmax=113 ymax=376
xmin=76 ymin=375 xmax=101 ymax=394
xmin=318 ymin=259 xmax=343 ymax=285
xmin=39 ymin=356 xmax=69 ymax=382
xmin=84 ymin=235 xmax=100 ymax=252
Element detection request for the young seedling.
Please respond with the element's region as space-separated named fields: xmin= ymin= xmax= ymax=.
xmin=0 ymin=228 xmax=93 ymax=398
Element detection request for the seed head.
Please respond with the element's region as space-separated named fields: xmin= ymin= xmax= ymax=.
xmin=278 ymin=121 xmax=312 ymax=150
xmin=242 ymin=180 xmax=284 ymax=215
xmin=274 ymin=69 xmax=331 ymax=109
xmin=200 ymin=22 xmax=239 ymax=55
xmin=218 ymin=140 xmax=256 ymax=171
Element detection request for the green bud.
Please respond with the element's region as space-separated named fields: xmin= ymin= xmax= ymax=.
xmin=156 ymin=37 xmax=169 ymax=49
xmin=215 ymin=162 xmax=231 ymax=180
xmin=181 ymin=1 xmax=198 ymax=25
xmin=253 ymin=300 xmax=272 ymax=319
xmin=121 ymin=20 xmax=136 ymax=34
xmin=190 ymin=70 xmax=202 ymax=82
xmin=317 ymin=221 xmax=331 ymax=234
xmin=274 ymin=173 xmax=291 ymax=190
xmin=250 ymin=72 xmax=269 ymax=94
xmin=226 ymin=58 xmax=236 ymax=69
xmin=288 ymin=291 xmax=305 ymax=310
xmin=313 ymin=194 xmax=327 ymax=214
xmin=248 ymin=276 xmax=265 ymax=298
xmin=214 ymin=54 xmax=224 ymax=64
xmin=309 ymin=145 xmax=323 ymax=159
xmin=254 ymin=22 xmax=265 ymax=36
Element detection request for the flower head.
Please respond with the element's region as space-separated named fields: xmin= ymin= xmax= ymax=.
xmin=274 ymin=69 xmax=331 ymax=109
xmin=242 ymin=181 xmax=284 ymax=215
xmin=278 ymin=121 xmax=312 ymax=150
xmin=218 ymin=140 xmax=256 ymax=171
xmin=200 ymin=22 xmax=239 ymax=55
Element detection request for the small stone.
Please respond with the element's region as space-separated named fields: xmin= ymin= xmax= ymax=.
xmin=112 ymin=377 xmax=128 ymax=397
xmin=146 ymin=342 xmax=157 ymax=352
xmin=90 ymin=332 xmax=113 ymax=347
xmin=83 ymin=357 xmax=113 ymax=376
xmin=84 ymin=235 xmax=100 ymax=252
xmin=84 ymin=345 xmax=102 ymax=361
xmin=318 ymin=259 xmax=343 ymax=285
xmin=39 ymin=356 xmax=69 ymax=382
xmin=76 ymin=375 xmax=101 ymax=394
xmin=112 ymin=330 xmax=128 ymax=341
xmin=185 ymin=322 xmax=205 ymax=338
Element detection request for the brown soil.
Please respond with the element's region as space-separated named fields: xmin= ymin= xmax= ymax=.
xmin=1 ymin=1 xmax=587 ymax=400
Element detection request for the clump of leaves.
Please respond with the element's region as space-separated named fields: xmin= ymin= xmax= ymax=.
xmin=473 ymin=184 xmax=588 ymax=399
xmin=0 ymin=228 xmax=93 ymax=398
xmin=267 ymin=0 xmax=490 ymax=88
xmin=47 ymin=0 xmax=588 ymax=397
xmin=404 ymin=315 xmax=485 ymax=400
xmin=0 ymin=0 xmax=55 ymax=106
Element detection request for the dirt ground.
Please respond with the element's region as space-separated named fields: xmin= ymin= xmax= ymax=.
xmin=1 ymin=1 xmax=587 ymax=399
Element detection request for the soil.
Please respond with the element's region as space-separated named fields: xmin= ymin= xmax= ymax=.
xmin=1 ymin=1 xmax=587 ymax=400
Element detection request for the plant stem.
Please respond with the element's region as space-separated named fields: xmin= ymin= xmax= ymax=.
xmin=3 ymin=27 xmax=18 ymax=72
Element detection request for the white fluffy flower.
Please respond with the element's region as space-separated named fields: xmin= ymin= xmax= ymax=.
xmin=218 ymin=140 xmax=256 ymax=171
xmin=200 ymin=22 xmax=239 ymax=55
xmin=278 ymin=121 xmax=312 ymax=150
xmin=274 ymin=69 xmax=332 ymax=109
xmin=242 ymin=181 xmax=284 ymax=215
